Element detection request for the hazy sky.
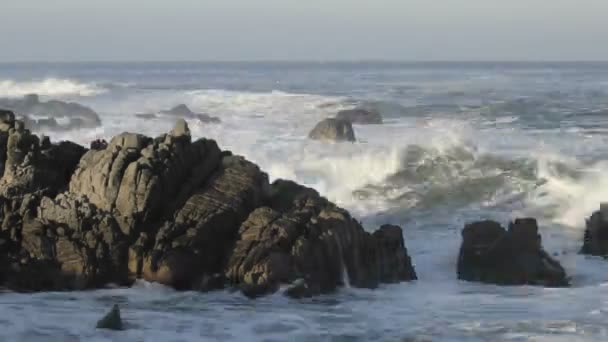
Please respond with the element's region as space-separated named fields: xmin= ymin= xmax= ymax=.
xmin=2 ymin=0 xmax=608 ymax=62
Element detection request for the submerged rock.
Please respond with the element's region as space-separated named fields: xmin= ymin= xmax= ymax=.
xmin=0 ymin=94 xmax=102 ymax=131
xmin=159 ymin=104 xmax=220 ymax=123
xmin=582 ymin=203 xmax=608 ymax=255
xmin=308 ymin=118 xmax=356 ymax=142
xmin=335 ymin=108 xmax=383 ymax=124
xmin=96 ymin=304 xmax=123 ymax=330
xmin=0 ymin=111 xmax=415 ymax=297
xmin=457 ymin=218 xmax=569 ymax=287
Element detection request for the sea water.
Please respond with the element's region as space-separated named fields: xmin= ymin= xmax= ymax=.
xmin=1 ymin=62 xmax=608 ymax=341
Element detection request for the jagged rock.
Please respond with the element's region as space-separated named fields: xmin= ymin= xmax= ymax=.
xmin=160 ymin=104 xmax=220 ymax=123
xmin=373 ymin=224 xmax=417 ymax=283
xmin=582 ymin=203 xmax=608 ymax=255
xmin=96 ymin=304 xmax=123 ymax=330
xmin=24 ymin=193 xmax=129 ymax=289
xmin=225 ymin=180 xmax=416 ymax=297
xmin=0 ymin=117 xmax=418 ymax=297
xmin=457 ymin=218 xmax=569 ymax=287
xmin=335 ymin=108 xmax=383 ymax=124
xmin=140 ymin=154 xmax=269 ymax=289
xmin=0 ymin=94 xmax=102 ymax=131
xmin=0 ymin=119 xmax=86 ymax=197
xmin=308 ymin=118 xmax=356 ymax=142
xmin=70 ymin=121 xmax=222 ymax=236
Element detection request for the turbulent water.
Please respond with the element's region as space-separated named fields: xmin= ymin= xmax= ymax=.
xmin=2 ymin=62 xmax=608 ymax=341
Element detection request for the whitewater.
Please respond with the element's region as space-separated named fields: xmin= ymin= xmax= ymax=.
xmin=2 ymin=62 xmax=608 ymax=341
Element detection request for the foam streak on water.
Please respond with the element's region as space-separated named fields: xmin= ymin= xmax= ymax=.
xmin=3 ymin=62 xmax=608 ymax=341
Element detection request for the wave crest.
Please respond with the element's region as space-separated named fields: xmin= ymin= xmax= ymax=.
xmin=0 ymin=78 xmax=106 ymax=98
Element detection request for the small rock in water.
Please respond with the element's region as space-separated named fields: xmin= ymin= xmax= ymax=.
xmin=96 ymin=304 xmax=123 ymax=331
xmin=308 ymin=118 xmax=356 ymax=142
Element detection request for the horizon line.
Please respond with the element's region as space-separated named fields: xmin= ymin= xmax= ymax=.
xmin=2 ymin=59 xmax=608 ymax=64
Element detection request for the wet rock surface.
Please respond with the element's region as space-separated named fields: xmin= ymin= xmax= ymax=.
xmin=0 ymin=109 xmax=415 ymax=297
xmin=457 ymin=218 xmax=569 ymax=287
xmin=582 ymin=203 xmax=608 ymax=256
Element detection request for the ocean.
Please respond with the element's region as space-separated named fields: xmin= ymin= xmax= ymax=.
xmin=1 ymin=62 xmax=608 ymax=341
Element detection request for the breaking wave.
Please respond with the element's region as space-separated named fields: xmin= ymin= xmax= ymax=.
xmin=0 ymin=78 xmax=107 ymax=98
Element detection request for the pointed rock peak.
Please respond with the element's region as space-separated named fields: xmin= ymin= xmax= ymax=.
xmin=170 ymin=104 xmax=193 ymax=115
xmin=96 ymin=304 xmax=123 ymax=330
xmin=171 ymin=118 xmax=190 ymax=138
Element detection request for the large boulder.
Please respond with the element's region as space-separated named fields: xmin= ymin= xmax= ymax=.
xmin=225 ymin=180 xmax=417 ymax=297
xmin=581 ymin=204 xmax=608 ymax=255
xmin=457 ymin=219 xmax=569 ymax=287
xmin=159 ymin=104 xmax=220 ymax=123
xmin=335 ymin=108 xmax=383 ymax=124
xmin=0 ymin=117 xmax=417 ymax=297
xmin=136 ymin=154 xmax=269 ymax=289
xmin=0 ymin=94 xmax=102 ymax=131
xmin=308 ymin=118 xmax=356 ymax=142
xmin=69 ymin=120 xmax=222 ymax=236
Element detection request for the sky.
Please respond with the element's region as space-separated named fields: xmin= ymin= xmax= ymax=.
xmin=1 ymin=0 xmax=608 ymax=62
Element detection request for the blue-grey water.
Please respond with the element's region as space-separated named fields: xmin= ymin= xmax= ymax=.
xmin=2 ymin=62 xmax=608 ymax=341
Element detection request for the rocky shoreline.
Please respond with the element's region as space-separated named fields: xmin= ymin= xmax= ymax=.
xmin=0 ymin=110 xmax=416 ymax=298
xmin=0 ymin=107 xmax=607 ymax=299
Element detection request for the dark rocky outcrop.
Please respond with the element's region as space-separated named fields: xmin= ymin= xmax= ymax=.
xmin=225 ymin=180 xmax=416 ymax=297
xmin=96 ymin=304 xmax=123 ymax=330
xmin=159 ymin=104 xmax=220 ymax=123
xmin=308 ymin=118 xmax=356 ymax=142
xmin=335 ymin=108 xmax=383 ymax=124
xmin=582 ymin=204 xmax=608 ymax=256
xmin=0 ymin=110 xmax=414 ymax=297
xmin=0 ymin=94 xmax=102 ymax=131
xmin=457 ymin=218 xmax=569 ymax=287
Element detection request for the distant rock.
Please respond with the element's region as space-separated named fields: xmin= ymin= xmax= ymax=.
xmin=0 ymin=94 xmax=102 ymax=131
xmin=335 ymin=108 xmax=383 ymax=124
xmin=457 ymin=218 xmax=569 ymax=287
xmin=159 ymin=104 xmax=220 ymax=123
xmin=582 ymin=203 xmax=608 ymax=255
xmin=135 ymin=113 xmax=158 ymax=120
xmin=96 ymin=304 xmax=123 ymax=330
xmin=308 ymin=118 xmax=356 ymax=142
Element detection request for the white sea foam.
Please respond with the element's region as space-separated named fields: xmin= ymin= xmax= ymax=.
xmin=0 ymin=78 xmax=107 ymax=98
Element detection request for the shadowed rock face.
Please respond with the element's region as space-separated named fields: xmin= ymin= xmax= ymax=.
xmin=335 ymin=108 xmax=383 ymax=124
xmin=457 ymin=218 xmax=569 ymax=287
xmin=0 ymin=94 xmax=102 ymax=131
xmin=0 ymin=109 xmax=415 ymax=297
xmin=308 ymin=118 xmax=356 ymax=142
xmin=582 ymin=204 xmax=608 ymax=256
